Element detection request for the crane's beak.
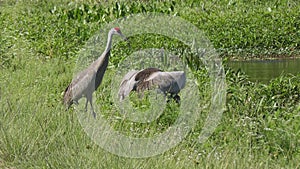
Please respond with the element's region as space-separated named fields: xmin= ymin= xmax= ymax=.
xmin=120 ymin=33 xmax=130 ymax=48
xmin=125 ymin=38 xmax=130 ymax=48
xmin=118 ymin=32 xmax=127 ymax=41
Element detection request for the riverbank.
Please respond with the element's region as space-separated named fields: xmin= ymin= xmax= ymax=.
xmin=228 ymin=57 xmax=300 ymax=83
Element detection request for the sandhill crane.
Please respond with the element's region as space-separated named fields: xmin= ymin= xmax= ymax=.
xmin=118 ymin=68 xmax=186 ymax=103
xmin=64 ymin=27 xmax=127 ymax=118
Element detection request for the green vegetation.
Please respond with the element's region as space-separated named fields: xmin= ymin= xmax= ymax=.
xmin=0 ymin=0 xmax=299 ymax=168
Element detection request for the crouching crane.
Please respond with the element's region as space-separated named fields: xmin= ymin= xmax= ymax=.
xmin=118 ymin=68 xmax=186 ymax=103
xmin=64 ymin=27 xmax=127 ymax=118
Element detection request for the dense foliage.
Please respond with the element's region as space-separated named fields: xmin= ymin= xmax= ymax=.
xmin=1 ymin=0 xmax=300 ymax=69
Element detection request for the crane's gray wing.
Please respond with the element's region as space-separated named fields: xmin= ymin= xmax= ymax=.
xmin=64 ymin=69 xmax=96 ymax=104
xmin=118 ymin=70 xmax=139 ymax=101
xmin=145 ymin=71 xmax=186 ymax=94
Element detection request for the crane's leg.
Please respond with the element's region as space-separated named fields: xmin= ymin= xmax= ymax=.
xmin=84 ymin=95 xmax=96 ymax=118
xmin=89 ymin=100 xmax=96 ymax=118
xmin=166 ymin=93 xmax=180 ymax=105
xmin=173 ymin=94 xmax=181 ymax=104
xmin=85 ymin=99 xmax=88 ymax=112
xmin=166 ymin=93 xmax=172 ymax=103
xmin=86 ymin=95 xmax=96 ymax=118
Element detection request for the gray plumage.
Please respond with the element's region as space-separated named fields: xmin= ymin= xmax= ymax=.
xmin=118 ymin=68 xmax=186 ymax=103
xmin=64 ymin=27 xmax=127 ymax=117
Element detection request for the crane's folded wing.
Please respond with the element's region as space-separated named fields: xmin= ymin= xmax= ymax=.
xmin=146 ymin=71 xmax=186 ymax=94
xmin=65 ymin=69 xmax=97 ymax=101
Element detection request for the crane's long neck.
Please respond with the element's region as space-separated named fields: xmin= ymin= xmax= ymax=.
xmin=104 ymin=30 xmax=114 ymax=54
xmin=92 ymin=30 xmax=114 ymax=71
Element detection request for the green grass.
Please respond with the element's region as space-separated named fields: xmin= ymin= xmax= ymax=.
xmin=1 ymin=0 xmax=300 ymax=168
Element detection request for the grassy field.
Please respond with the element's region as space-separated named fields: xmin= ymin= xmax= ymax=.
xmin=1 ymin=0 xmax=300 ymax=168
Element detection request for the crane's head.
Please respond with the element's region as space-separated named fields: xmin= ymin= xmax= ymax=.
xmin=112 ymin=27 xmax=128 ymax=41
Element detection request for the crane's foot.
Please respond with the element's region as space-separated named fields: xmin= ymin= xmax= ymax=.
xmin=91 ymin=111 xmax=96 ymax=119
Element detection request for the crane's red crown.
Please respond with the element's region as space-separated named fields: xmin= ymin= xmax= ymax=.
xmin=114 ymin=27 xmax=120 ymax=32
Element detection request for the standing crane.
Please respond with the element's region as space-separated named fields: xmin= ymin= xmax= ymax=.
xmin=118 ymin=68 xmax=186 ymax=103
xmin=64 ymin=27 xmax=127 ymax=118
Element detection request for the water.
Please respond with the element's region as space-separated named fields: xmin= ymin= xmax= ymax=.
xmin=228 ymin=58 xmax=300 ymax=83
